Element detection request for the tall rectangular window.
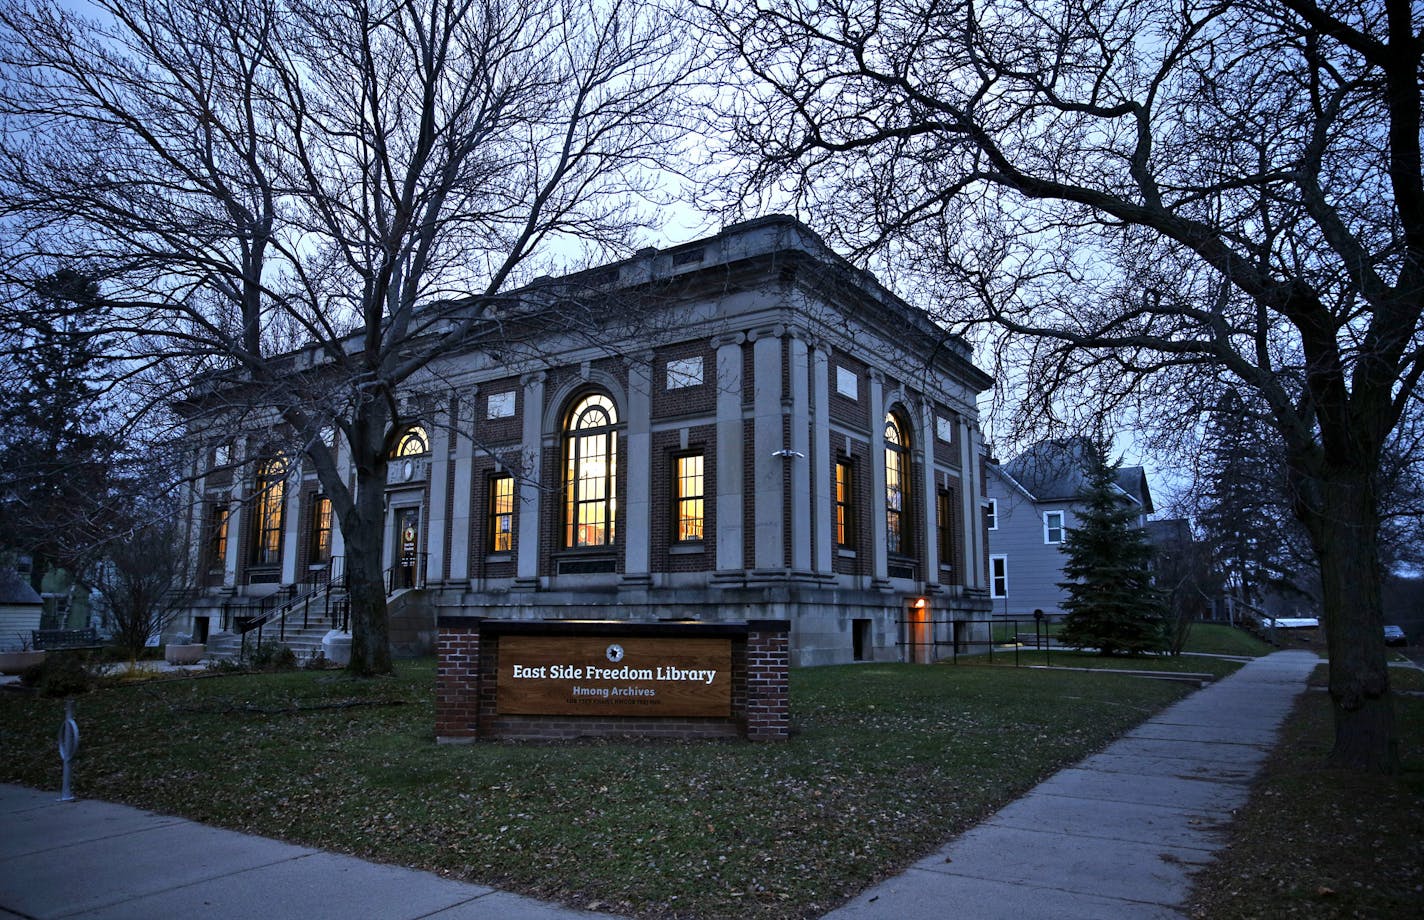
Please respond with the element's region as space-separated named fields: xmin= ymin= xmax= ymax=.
xmin=1043 ymin=510 xmax=1065 ymax=544
xmin=310 ymin=495 xmax=333 ymax=563
xmin=252 ymin=457 xmax=286 ymax=566
xmin=937 ymin=489 xmax=952 ymax=564
xmin=985 ymin=499 xmax=998 ymax=530
xmin=207 ymin=503 xmax=229 ymax=569
xmin=990 ymin=555 xmax=1008 ymax=598
xmin=489 ymin=474 xmax=514 ymax=553
xmin=674 ymin=453 xmax=704 ymax=542
xmin=835 ymin=459 xmax=855 ymax=547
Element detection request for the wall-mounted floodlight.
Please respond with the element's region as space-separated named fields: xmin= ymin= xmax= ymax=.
xmin=771 ymin=449 xmax=805 ymax=459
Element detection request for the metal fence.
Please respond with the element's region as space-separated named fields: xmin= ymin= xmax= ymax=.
xmin=896 ymin=616 xmax=1062 ymax=666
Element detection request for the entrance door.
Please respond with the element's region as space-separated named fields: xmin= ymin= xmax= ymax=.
xmin=396 ymin=507 xmax=420 ymax=589
xmin=906 ymin=600 xmax=931 ymax=664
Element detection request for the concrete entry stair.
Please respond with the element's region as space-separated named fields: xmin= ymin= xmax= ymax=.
xmin=204 ymin=622 xmax=342 ymax=663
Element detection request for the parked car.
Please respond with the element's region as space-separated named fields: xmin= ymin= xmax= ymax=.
xmin=1383 ymin=625 xmax=1407 ymax=646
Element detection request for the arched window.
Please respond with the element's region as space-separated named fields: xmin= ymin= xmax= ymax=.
xmin=252 ymin=455 xmax=288 ymax=566
xmin=388 ymin=424 xmax=429 ymax=458
xmin=563 ymin=393 xmax=618 ymax=548
xmin=885 ymin=413 xmax=911 ymax=556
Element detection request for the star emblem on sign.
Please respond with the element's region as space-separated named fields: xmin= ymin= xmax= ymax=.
xmin=605 ymin=644 xmax=624 ymax=663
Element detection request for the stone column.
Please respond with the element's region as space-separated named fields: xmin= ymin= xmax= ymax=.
xmin=919 ymin=401 xmax=939 ymax=585
xmin=329 ymin=430 xmax=350 ymax=570
xmin=425 ymin=399 xmax=453 ymax=586
xmin=810 ymin=341 xmax=833 ymax=575
xmin=516 ymin=372 xmax=546 ymax=584
xmin=280 ymin=455 xmax=301 ymax=587
xmin=447 ymin=390 xmax=476 ymax=583
xmin=623 ymin=355 xmax=653 ymax=584
xmin=751 ymin=327 xmax=785 ymax=571
xmin=714 ymin=334 xmax=745 ymax=575
xmin=868 ymin=371 xmax=888 ymax=583
xmin=223 ymin=440 xmax=246 ymax=590
xmin=788 ymin=334 xmax=812 ymax=573
xmin=961 ymin=418 xmax=985 ymax=591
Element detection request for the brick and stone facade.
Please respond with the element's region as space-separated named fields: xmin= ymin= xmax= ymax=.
xmin=179 ymin=216 xmax=995 ymax=664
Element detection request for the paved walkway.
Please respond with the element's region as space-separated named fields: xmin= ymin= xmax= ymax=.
xmin=0 ymin=785 xmax=625 ymax=920
xmin=1 ymin=651 xmax=1318 ymax=920
xmin=826 ymin=650 xmax=1319 ymax=919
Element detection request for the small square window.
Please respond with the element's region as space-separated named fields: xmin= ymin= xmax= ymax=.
xmin=666 ymin=356 xmax=704 ymax=390
xmin=487 ymin=391 xmax=516 ymax=419
xmin=836 ymin=366 xmax=859 ymax=400
xmin=936 ymin=415 xmax=955 ymax=443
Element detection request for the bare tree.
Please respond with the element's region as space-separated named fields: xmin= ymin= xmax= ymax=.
xmin=93 ymin=517 xmax=192 ymax=662
xmin=698 ymin=0 xmax=1422 ymax=770
xmin=0 ymin=0 xmax=695 ymax=675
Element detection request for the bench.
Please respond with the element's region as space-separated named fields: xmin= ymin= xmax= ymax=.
xmin=31 ymin=627 xmax=102 ymax=650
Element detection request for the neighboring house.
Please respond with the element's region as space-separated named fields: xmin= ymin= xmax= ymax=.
xmin=984 ymin=438 xmax=1153 ymax=619
xmin=0 ymin=567 xmax=43 ymax=650
xmin=175 ymin=216 xmax=996 ymax=665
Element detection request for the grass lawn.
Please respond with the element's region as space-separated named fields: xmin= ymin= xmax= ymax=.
xmin=969 ymin=624 xmax=1277 ymax=680
xmin=1187 ymin=681 xmax=1424 ymax=919
xmin=1177 ymin=622 xmax=1276 ymax=657
xmin=1 ymin=661 xmax=1193 ymax=919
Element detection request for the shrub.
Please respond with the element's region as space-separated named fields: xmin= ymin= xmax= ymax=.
xmin=247 ymin=641 xmax=298 ymax=672
xmin=21 ymin=650 xmax=101 ymax=697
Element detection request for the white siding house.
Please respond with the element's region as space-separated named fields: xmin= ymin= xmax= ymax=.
xmin=985 ymin=439 xmax=1153 ymax=619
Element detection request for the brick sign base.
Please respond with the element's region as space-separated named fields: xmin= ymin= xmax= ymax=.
xmin=436 ymin=618 xmax=790 ymax=743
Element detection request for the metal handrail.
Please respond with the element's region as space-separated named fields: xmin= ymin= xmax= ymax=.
xmin=226 ymin=557 xmax=346 ymax=647
xmin=384 ymin=551 xmax=429 ymax=594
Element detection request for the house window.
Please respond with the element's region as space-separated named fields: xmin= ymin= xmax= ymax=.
xmin=563 ymin=393 xmax=618 ymax=548
xmin=885 ymin=413 xmax=911 ymax=555
xmin=489 ymin=474 xmax=514 ymax=553
xmin=674 ymin=453 xmax=704 ymax=541
xmin=389 ymin=424 xmax=429 ymax=457
xmin=252 ymin=456 xmax=287 ymax=566
xmin=1044 ymin=510 xmax=1065 ymax=544
xmin=990 ymin=554 xmax=1008 ymax=598
xmin=207 ymin=502 xmax=230 ymax=569
xmin=835 ymin=458 xmax=855 ymax=547
xmin=310 ymin=495 xmax=333 ymax=563
xmin=985 ymin=498 xmax=998 ymax=530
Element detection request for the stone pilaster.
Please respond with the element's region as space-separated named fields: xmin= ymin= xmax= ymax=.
xmin=714 ymin=334 xmax=746 ymax=575
xmin=516 ymin=372 xmax=546 ymax=584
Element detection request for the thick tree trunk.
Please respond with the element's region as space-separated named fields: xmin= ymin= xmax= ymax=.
xmin=1307 ymin=473 xmax=1397 ymax=772
xmin=340 ymin=418 xmax=394 ymax=677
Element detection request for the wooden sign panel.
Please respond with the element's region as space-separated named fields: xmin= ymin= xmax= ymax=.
xmin=497 ymin=635 xmax=732 ymax=717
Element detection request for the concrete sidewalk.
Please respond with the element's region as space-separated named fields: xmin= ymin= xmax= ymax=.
xmin=0 ymin=784 xmax=625 ymax=920
xmin=825 ymin=649 xmax=1319 ymax=919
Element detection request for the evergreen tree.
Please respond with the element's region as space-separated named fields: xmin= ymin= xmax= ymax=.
xmin=0 ymin=270 xmax=120 ymax=590
xmin=1057 ymin=442 xmax=1167 ymax=656
xmin=1195 ymin=390 xmax=1314 ymax=616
